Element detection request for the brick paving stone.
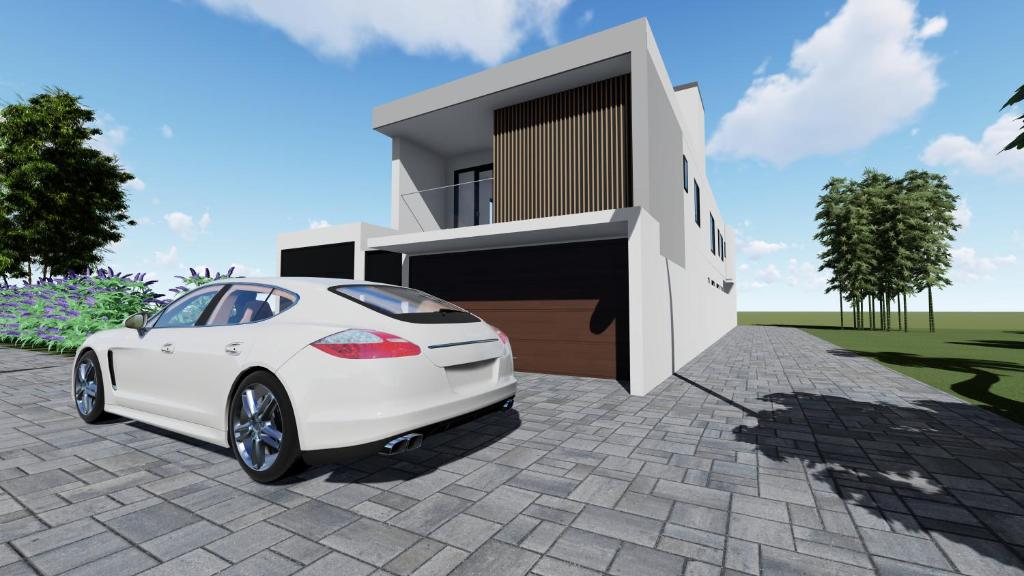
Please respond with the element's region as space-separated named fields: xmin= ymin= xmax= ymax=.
xmin=430 ymin=513 xmax=502 ymax=552
xmin=448 ymin=540 xmax=538 ymax=576
xmin=139 ymin=520 xmax=228 ymax=561
xmin=321 ymin=517 xmax=419 ymax=566
xmin=548 ymin=526 xmax=623 ymax=572
xmin=7 ymin=327 xmax=1024 ymax=575
xmin=267 ymin=500 xmax=357 ymax=540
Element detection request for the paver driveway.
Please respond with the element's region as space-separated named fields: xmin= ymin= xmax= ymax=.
xmin=3 ymin=326 xmax=1024 ymax=575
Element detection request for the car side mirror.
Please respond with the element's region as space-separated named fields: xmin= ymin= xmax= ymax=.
xmin=124 ymin=313 xmax=147 ymax=330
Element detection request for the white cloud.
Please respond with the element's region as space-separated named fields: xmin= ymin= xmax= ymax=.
xmin=917 ymin=15 xmax=947 ymax=39
xmin=755 ymin=264 xmax=782 ymax=283
xmin=125 ymin=178 xmax=146 ymax=192
xmin=309 ymin=219 xmax=330 ymax=229
xmin=921 ymin=114 xmax=1024 ymax=177
xmin=198 ymin=0 xmax=571 ymax=66
xmin=89 ymin=113 xmax=127 ymax=156
xmin=753 ymin=58 xmax=769 ymax=76
xmin=953 ymin=200 xmax=972 ymax=228
xmin=747 ymin=259 xmax=828 ymax=291
xmin=161 ymin=124 xmax=174 ymax=139
xmin=786 ymin=258 xmax=829 ymax=289
xmin=155 ymin=245 xmax=179 ymax=266
xmin=1013 ymin=229 xmax=1023 ymax=247
xmin=164 ymin=211 xmax=211 ymax=240
xmin=577 ymin=9 xmax=593 ymax=26
xmin=228 ymin=263 xmax=262 ymax=277
xmin=952 ymin=246 xmax=1017 ymax=275
xmin=708 ymin=0 xmax=943 ymax=166
xmin=742 ymin=239 xmax=787 ymax=259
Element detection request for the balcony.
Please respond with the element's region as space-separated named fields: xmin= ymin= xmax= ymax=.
xmin=400 ymin=173 xmax=494 ymax=231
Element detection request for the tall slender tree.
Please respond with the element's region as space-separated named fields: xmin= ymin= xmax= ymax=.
xmin=902 ymin=170 xmax=959 ymax=333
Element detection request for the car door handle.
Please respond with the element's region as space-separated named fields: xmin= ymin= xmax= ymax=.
xmin=160 ymin=343 xmax=174 ymax=354
xmin=225 ymin=342 xmax=242 ymax=356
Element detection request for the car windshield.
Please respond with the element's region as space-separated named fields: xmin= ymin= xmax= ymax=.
xmin=331 ymin=285 xmax=478 ymax=324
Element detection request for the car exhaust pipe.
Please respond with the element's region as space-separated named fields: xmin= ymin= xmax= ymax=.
xmin=501 ymin=397 xmax=514 ymax=411
xmin=379 ymin=433 xmax=423 ymax=456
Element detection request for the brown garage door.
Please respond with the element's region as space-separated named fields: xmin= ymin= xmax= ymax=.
xmin=408 ymin=239 xmax=629 ymax=382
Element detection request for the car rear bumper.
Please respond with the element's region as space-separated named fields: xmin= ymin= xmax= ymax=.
xmin=301 ymin=395 xmax=516 ymax=465
xmin=277 ymin=345 xmax=517 ymax=451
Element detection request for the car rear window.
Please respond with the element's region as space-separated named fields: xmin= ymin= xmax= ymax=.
xmin=331 ymin=285 xmax=479 ymax=324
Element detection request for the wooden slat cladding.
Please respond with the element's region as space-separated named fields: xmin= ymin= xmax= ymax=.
xmin=493 ymin=74 xmax=632 ymax=223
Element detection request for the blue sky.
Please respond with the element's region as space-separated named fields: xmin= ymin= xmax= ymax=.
xmin=2 ymin=0 xmax=1021 ymax=310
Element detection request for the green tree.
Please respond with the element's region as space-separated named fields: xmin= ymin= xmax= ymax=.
xmin=902 ymin=170 xmax=959 ymax=332
xmin=1002 ymin=84 xmax=1024 ymax=152
xmin=0 ymin=88 xmax=135 ymax=282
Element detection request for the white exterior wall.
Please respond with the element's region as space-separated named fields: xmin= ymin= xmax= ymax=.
xmin=392 ymin=137 xmax=447 ymax=232
xmin=624 ymin=21 xmax=737 ymax=395
xmin=276 ymin=222 xmax=397 ymax=280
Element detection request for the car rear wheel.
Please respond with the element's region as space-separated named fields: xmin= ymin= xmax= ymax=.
xmin=74 ymin=351 xmax=106 ymax=423
xmin=229 ymin=371 xmax=300 ymax=482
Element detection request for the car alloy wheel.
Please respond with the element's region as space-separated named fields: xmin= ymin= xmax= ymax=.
xmin=74 ymin=357 xmax=99 ymax=416
xmin=232 ymin=382 xmax=284 ymax=472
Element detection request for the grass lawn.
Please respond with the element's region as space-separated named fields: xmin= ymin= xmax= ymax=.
xmin=739 ymin=311 xmax=1024 ymax=425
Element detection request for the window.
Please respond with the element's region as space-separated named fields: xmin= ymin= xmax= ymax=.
xmin=454 ymin=164 xmax=494 ymax=228
xmin=331 ymin=284 xmax=479 ymax=324
xmin=722 ymin=238 xmax=727 ymax=260
xmin=694 ymin=182 xmax=701 ymax=226
xmin=718 ymin=231 xmax=725 ymax=261
xmin=153 ymin=285 xmax=224 ymax=328
xmin=206 ymin=284 xmax=298 ymax=326
xmin=683 ymin=156 xmax=689 ymax=193
xmin=710 ymin=214 xmax=716 ymax=255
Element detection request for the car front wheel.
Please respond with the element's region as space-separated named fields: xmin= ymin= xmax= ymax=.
xmin=74 ymin=351 xmax=106 ymax=423
xmin=228 ymin=371 xmax=301 ymax=482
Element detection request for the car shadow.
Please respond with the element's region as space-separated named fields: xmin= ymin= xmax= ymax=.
xmin=281 ymin=408 xmax=523 ymax=486
xmin=718 ymin=386 xmax=1024 ymax=572
xmin=824 ymin=348 xmax=1024 ymax=426
xmin=127 ymin=420 xmax=234 ymax=456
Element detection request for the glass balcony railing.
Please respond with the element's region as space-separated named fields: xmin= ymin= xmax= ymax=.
xmin=400 ymin=177 xmax=494 ymax=230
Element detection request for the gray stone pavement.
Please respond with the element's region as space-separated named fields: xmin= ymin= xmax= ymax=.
xmin=3 ymin=326 xmax=1024 ymax=575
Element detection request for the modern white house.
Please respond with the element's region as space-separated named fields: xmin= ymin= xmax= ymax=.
xmin=277 ymin=18 xmax=736 ymax=396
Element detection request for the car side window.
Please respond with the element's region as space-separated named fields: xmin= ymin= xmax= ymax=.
xmin=153 ymin=286 xmax=223 ymax=328
xmin=206 ymin=285 xmax=297 ymax=326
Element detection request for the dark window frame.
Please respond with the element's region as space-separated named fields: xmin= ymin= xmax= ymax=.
xmin=683 ymin=156 xmax=689 ymax=193
xmin=710 ymin=214 xmax=716 ymax=255
xmin=453 ymin=163 xmax=494 ymax=228
xmin=694 ymin=182 xmax=701 ymax=226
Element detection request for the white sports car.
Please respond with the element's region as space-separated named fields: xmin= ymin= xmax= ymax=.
xmin=72 ymin=278 xmax=516 ymax=482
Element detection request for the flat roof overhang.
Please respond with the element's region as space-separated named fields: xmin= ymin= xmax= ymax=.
xmin=366 ymin=208 xmax=638 ymax=255
xmin=371 ymin=19 xmax=647 ymax=157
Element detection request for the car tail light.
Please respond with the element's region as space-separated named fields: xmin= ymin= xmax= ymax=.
xmin=494 ymin=327 xmax=510 ymax=346
xmin=312 ymin=329 xmax=421 ymax=359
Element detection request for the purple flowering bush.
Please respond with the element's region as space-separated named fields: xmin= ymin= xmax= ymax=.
xmin=0 ymin=268 xmax=166 ymax=353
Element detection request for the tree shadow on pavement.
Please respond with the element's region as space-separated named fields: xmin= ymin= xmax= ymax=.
xmin=731 ymin=390 xmax=1024 ymax=574
xmin=827 ymin=348 xmax=1024 ymax=426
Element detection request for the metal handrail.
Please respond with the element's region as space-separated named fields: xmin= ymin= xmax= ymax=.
xmin=399 ymin=177 xmax=494 ymax=196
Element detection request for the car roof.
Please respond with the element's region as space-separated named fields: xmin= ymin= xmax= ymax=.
xmin=205 ymin=277 xmax=388 ymax=291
